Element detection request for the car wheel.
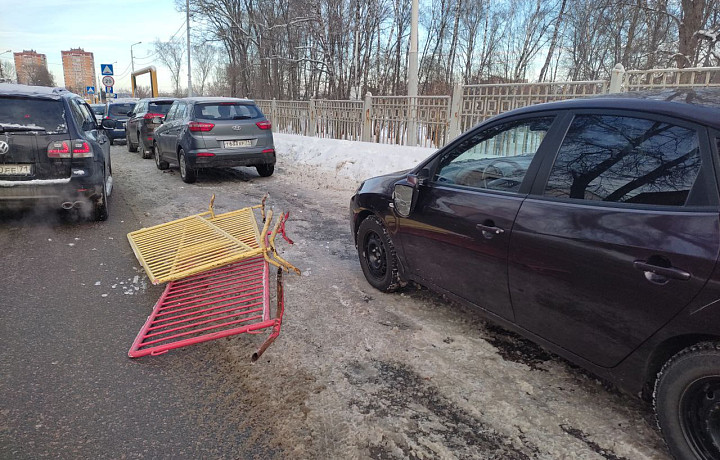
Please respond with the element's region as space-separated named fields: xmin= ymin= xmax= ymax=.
xmin=655 ymin=342 xmax=720 ymax=460
xmin=154 ymin=142 xmax=169 ymax=170
xmin=256 ymin=164 xmax=274 ymax=177
xmin=140 ymin=133 xmax=151 ymax=159
xmin=93 ymin=172 xmax=110 ymax=221
xmin=357 ymin=215 xmax=402 ymax=292
xmin=126 ymin=131 xmax=138 ymax=152
xmin=109 ymin=138 xmax=114 ymax=146
xmin=179 ymin=149 xmax=196 ymax=184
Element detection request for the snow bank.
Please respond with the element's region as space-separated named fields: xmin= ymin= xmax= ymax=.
xmin=274 ymin=133 xmax=436 ymax=184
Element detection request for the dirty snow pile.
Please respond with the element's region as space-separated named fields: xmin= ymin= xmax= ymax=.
xmin=274 ymin=133 xmax=436 ymax=184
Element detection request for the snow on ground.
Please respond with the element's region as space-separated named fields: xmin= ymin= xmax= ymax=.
xmin=274 ymin=133 xmax=436 ymax=185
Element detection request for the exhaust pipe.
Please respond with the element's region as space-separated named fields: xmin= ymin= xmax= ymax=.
xmin=61 ymin=201 xmax=85 ymax=210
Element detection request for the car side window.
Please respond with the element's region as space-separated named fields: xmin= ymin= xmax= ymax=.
xmin=544 ymin=115 xmax=701 ymax=206
xmin=69 ymin=99 xmax=95 ymax=131
xmin=165 ymin=103 xmax=178 ymax=120
xmin=434 ymin=117 xmax=554 ymax=193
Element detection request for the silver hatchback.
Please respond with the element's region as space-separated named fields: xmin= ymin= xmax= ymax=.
xmin=152 ymin=97 xmax=275 ymax=183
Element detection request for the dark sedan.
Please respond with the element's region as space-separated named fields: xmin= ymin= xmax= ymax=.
xmin=350 ymin=89 xmax=720 ymax=460
xmin=125 ymin=97 xmax=176 ymax=158
xmin=152 ymin=97 xmax=275 ymax=183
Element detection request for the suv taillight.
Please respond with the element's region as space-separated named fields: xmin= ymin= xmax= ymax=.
xmin=47 ymin=140 xmax=92 ymax=158
xmin=188 ymin=121 xmax=214 ymax=132
xmin=144 ymin=112 xmax=164 ymax=120
xmin=256 ymin=120 xmax=272 ymax=130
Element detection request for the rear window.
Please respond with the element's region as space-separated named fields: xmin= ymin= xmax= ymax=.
xmin=148 ymin=101 xmax=174 ymax=115
xmin=0 ymin=97 xmax=67 ymax=133
xmin=109 ymin=103 xmax=135 ymax=116
xmin=90 ymin=105 xmax=104 ymax=115
xmin=194 ymin=103 xmax=263 ymax=120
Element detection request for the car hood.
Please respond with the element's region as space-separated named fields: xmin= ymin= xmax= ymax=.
xmin=357 ymin=169 xmax=411 ymax=196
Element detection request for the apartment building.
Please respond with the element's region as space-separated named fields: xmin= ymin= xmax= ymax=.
xmin=62 ymin=48 xmax=96 ymax=95
xmin=13 ymin=50 xmax=49 ymax=85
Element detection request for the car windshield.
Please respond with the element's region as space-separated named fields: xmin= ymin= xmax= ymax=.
xmin=0 ymin=97 xmax=67 ymax=133
xmin=148 ymin=101 xmax=174 ymax=115
xmin=194 ymin=103 xmax=262 ymax=120
xmin=109 ymin=103 xmax=135 ymax=116
xmin=90 ymin=105 xmax=105 ymax=115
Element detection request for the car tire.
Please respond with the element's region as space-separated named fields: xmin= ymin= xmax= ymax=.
xmin=357 ymin=215 xmax=402 ymax=292
xmin=256 ymin=164 xmax=274 ymax=177
xmin=140 ymin=133 xmax=151 ymax=159
xmin=126 ymin=131 xmax=138 ymax=152
xmin=109 ymin=138 xmax=114 ymax=146
xmin=179 ymin=149 xmax=196 ymax=184
xmin=654 ymin=342 xmax=720 ymax=460
xmin=154 ymin=142 xmax=169 ymax=170
xmin=93 ymin=172 xmax=109 ymax=221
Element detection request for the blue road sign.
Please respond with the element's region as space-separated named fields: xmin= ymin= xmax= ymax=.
xmin=106 ymin=86 xmax=113 ymax=94
xmin=101 ymin=64 xmax=114 ymax=76
xmin=86 ymin=86 xmax=95 ymax=94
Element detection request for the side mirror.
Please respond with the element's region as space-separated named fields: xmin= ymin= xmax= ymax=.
xmin=101 ymin=119 xmax=116 ymax=129
xmin=393 ymin=169 xmax=429 ymax=217
xmin=127 ymin=111 xmax=134 ymax=117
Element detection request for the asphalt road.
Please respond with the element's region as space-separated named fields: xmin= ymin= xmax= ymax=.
xmin=0 ymin=147 xmax=274 ymax=458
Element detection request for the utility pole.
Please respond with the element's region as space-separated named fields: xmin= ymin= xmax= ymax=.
xmin=186 ymin=0 xmax=193 ymax=97
xmin=407 ymin=0 xmax=419 ymax=146
xmin=131 ymin=41 xmax=142 ymax=97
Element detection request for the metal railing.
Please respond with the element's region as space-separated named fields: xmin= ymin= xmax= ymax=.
xmin=254 ymin=65 xmax=720 ymax=149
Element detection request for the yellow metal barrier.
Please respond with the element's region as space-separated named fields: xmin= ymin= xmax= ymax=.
xmin=128 ymin=196 xmax=298 ymax=284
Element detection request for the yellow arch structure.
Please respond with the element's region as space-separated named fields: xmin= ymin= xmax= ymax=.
xmin=131 ymin=66 xmax=159 ymax=98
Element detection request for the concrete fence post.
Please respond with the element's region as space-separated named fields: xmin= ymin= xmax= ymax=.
xmin=448 ymin=83 xmax=463 ymax=140
xmin=609 ymin=63 xmax=626 ymax=93
xmin=407 ymin=96 xmax=418 ymax=147
xmin=271 ymin=98 xmax=278 ymax=133
xmin=362 ymin=92 xmax=373 ymax=143
xmin=308 ymin=98 xmax=317 ymax=137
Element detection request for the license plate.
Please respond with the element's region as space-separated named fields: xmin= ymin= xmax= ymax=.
xmin=224 ymin=140 xmax=252 ymax=148
xmin=0 ymin=164 xmax=32 ymax=176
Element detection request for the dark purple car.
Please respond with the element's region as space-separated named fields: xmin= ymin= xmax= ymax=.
xmin=350 ymin=89 xmax=720 ymax=460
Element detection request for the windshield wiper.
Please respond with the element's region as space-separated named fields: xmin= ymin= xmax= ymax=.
xmin=0 ymin=123 xmax=47 ymax=133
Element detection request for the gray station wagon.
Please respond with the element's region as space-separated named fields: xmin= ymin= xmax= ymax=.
xmin=351 ymin=89 xmax=720 ymax=460
xmin=152 ymin=97 xmax=276 ymax=183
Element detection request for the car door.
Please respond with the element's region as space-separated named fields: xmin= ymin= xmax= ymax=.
xmin=72 ymin=98 xmax=109 ymax=160
xmin=509 ymin=111 xmax=720 ymax=367
xmin=396 ymin=114 xmax=561 ymax=321
xmin=128 ymin=101 xmax=144 ymax=143
xmin=157 ymin=102 xmax=179 ymax=156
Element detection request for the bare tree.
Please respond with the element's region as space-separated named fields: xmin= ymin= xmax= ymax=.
xmin=192 ymin=42 xmax=217 ymax=95
xmin=154 ymin=37 xmax=185 ymax=96
xmin=0 ymin=60 xmax=15 ymax=83
xmin=22 ymin=63 xmax=56 ymax=87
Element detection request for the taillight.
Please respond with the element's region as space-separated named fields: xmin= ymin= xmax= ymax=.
xmin=48 ymin=141 xmax=71 ymax=158
xmin=188 ymin=122 xmax=214 ymax=132
xmin=196 ymin=152 xmax=215 ymax=157
xmin=72 ymin=141 xmax=92 ymax=158
xmin=144 ymin=112 xmax=164 ymax=120
xmin=256 ymin=120 xmax=272 ymax=130
xmin=262 ymin=148 xmax=275 ymax=154
xmin=47 ymin=140 xmax=92 ymax=158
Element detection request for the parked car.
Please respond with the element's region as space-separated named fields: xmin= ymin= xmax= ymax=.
xmin=125 ymin=97 xmax=177 ymax=158
xmin=89 ymin=103 xmax=105 ymax=123
xmin=103 ymin=100 xmax=137 ymax=145
xmin=0 ymin=83 xmax=115 ymax=220
xmin=152 ymin=97 xmax=275 ymax=183
xmin=350 ymin=89 xmax=720 ymax=460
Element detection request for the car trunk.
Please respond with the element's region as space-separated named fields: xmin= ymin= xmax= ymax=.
xmin=0 ymin=97 xmax=72 ymax=181
xmin=193 ymin=103 xmax=271 ymax=149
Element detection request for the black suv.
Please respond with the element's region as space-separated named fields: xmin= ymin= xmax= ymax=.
xmin=103 ymin=100 xmax=137 ymax=145
xmin=351 ymin=89 xmax=720 ymax=459
xmin=0 ymin=83 xmax=115 ymax=220
xmin=125 ymin=97 xmax=177 ymax=158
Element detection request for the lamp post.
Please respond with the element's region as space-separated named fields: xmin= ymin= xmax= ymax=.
xmin=0 ymin=49 xmax=11 ymax=82
xmin=130 ymin=42 xmax=142 ymax=98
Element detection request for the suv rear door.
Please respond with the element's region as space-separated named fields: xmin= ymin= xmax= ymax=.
xmin=192 ymin=102 xmax=271 ymax=150
xmin=0 ymin=96 xmax=72 ymax=181
xmin=509 ymin=111 xmax=720 ymax=367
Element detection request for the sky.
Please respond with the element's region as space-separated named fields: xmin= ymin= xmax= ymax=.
xmin=0 ymin=0 xmax=187 ymax=93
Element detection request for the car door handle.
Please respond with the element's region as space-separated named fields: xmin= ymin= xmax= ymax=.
xmin=633 ymin=260 xmax=691 ymax=281
xmin=476 ymin=223 xmax=505 ymax=238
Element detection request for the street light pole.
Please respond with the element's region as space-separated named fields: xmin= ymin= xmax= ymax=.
xmin=186 ymin=0 xmax=193 ymax=97
xmin=130 ymin=41 xmax=142 ymax=97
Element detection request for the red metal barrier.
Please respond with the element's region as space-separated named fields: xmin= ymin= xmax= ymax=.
xmin=128 ymin=256 xmax=285 ymax=360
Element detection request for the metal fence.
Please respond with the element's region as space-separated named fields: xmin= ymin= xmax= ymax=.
xmin=257 ymin=65 xmax=720 ymax=149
